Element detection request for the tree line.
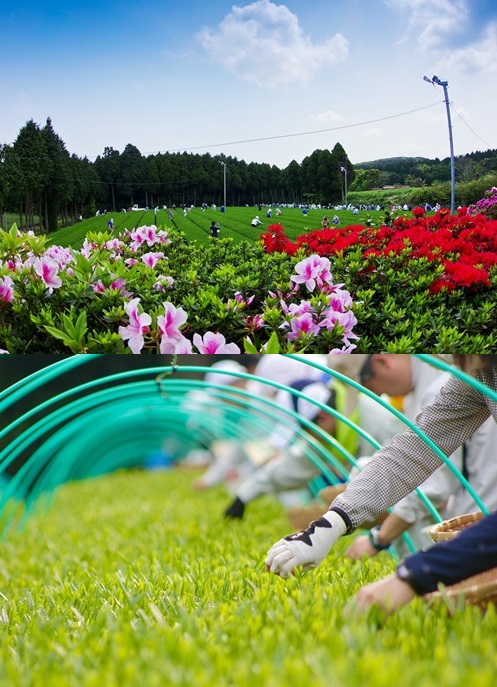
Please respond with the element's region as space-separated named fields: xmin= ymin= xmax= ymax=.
xmin=1 ymin=117 xmax=496 ymax=232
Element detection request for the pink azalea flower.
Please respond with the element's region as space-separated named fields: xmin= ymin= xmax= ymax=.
xmin=157 ymin=302 xmax=188 ymax=338
xmin=118 ymin=298 xmax=152 ymax=354
xmin=285 ymin=313 xmax=321 ymax=342
xmin=125 ymin=258 xmax=138 ymax=267
xmin=160 ymin=334 xmax=193 ymax=354
xmin=330 ymin=344 xmax=357 ymax=354
xmin=157 ymin=302 xmax=188 ymax=353
xmin=91 ymin=276 xmax=130 ymax=296
xmin=81 ymin=239 xmax=98 ymax=258
xmin=291 ymin=255 xmax=333 ymax=293
xmin=0 ymin=276 xmax=14 ymax=303
xmin=245 ymin=314 xmax=264 ymax=331
xmin=234 ymin=291 xmax=255 ymax=307
xmin=33 ymin=256 xmax=63 ymax=294
xmin=283 ymin=300 xmax=314 ymax=317
xmin=142 ymin=252 xmax=164 ymax=268
xmin=158 ymin=230 xmax=172 ymax=245
xmin=110 ymin=277 xmax=127 ymax=291
xmin=327 ymin=289 xmax=354 ymax=313
xmin=44 ymin=245 xmax=74 ymax=269
xmin=105 ymin=238 xmax=124 ymax=253
xmin=128 ymin=230 xmax=145 ymax=252
xmin=153 ymin=276 xmax=174 ymax=291
xmin=139 ymin=225 xmax=159 ymax=247
xmin=320 ymin=310 xmax=359 ymax=345
xmin=192 ymin=332 xmax=241 ymax=354
xmin=174 ymin=337 xmax=193 ymax=353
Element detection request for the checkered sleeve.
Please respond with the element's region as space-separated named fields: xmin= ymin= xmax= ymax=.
xmin=329 ymin=373 xmax=494 ymax=532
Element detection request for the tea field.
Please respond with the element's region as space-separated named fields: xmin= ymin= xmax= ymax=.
xmin=0 ymin=468 xmax=495 ymax=687
xmin=47 ymin=206 xmax=385 ymax=249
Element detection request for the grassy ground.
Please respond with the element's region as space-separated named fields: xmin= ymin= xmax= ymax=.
xmin=0 ymin=468 xmax=495 ymax=687
xmin=46 ymin=207 xmax=386 ymax=249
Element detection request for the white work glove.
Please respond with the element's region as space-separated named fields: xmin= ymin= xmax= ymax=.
xmin=265 ymin=510 xmax=347 ymax=578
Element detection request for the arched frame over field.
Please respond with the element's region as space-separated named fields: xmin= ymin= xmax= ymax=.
xmin=0 ymin=354 xmax=492 ymax=551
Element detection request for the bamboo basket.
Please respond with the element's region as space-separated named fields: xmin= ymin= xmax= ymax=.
xmin=424 ymin=566 xmax=497 ymax=612
xmin=428 ymin=512 xmax=484 ymax=543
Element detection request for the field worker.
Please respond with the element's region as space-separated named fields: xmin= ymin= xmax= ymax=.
xmin=345 ymin=354 xmax=461 ymax=557
xmin=443 ymin=417 xmax=497 ymax=519
xmin=346 ymin=418 xmax=497 ymax=559
xmin=321 ymin=215 xmax=330 ymax=228
xmin=194 ymin=356 xmax=328 ymax=493
xmin=246 ymin=354 xmax=329 ymax=401
xmin=225 ymin=355 xmax=401 ymax=517
xmin=224 ymin=378 xmax=351 ymax=519
xmin=265 ymin=355 xmax=497 ymax=617
xmin=251 ymin=215 xmax=263 ymax=227
xmin=180 ymin=360 xmax=249 ymax=473
xmin=210 ymin=221 xmax=220 ymax=238
xmin=107 ymin=218 xmax=114 ymax=231
xmin=191 ymin=359 xmax=289 ymax=493
xmin=224 ymin=366 xmax=401 ymax=520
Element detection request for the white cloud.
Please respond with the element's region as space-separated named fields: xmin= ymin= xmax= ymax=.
xmin=196 ymin=0 xmax=349 ymax=88
xmin=415 ymin=109 xmax=447 ymax=125
xmin=360 ymin=127 xmax=386 ymax=138
xmin=436 ymin=22 xmax=497 ymax=74
xmin=385 ymin=0 xmax=468 ymax=50
xmin=310 ymin=110 xmax=343 ymax=124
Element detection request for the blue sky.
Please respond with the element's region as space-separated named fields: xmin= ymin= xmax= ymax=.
xmin=2 ymin=0 xmax=496 ymax=167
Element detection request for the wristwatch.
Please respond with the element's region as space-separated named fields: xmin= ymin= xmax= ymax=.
xmin=395 ymin=561 xmax=419 ymax=591
xmin=368 ymin=525 xmax=390 ymax=551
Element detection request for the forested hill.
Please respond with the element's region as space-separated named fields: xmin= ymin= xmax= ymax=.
xmin=354 ymin=149 xmax=497 ymax=187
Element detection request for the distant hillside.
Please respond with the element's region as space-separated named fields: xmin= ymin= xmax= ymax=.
xmin=353 ymin=149 xmax=497 ymax=188
xmin=356 ymin=156 xmax=432 ymax=169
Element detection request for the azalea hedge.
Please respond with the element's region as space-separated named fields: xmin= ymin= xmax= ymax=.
xmin=0 ymin=226 xmax=356 ymax=354
xmin=1 ymin=193 xmax=497 ymax=353
xmin=260 ymin=201 xmax=497 ymax=352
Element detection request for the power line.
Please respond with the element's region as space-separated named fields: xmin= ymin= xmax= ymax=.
xmin=3 ymin=100 xmax=443 ymax=161
xmin=449 ymin=103 xmax=492 ymax=149
xmin=139 ymin=101 xmax=444 ymax=157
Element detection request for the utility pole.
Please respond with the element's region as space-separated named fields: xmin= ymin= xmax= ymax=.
xmin=340 ymin=166 xmax=348 ymax=206
xmin=220 ymin=161 xmax=227 ymax=209
xmin=423 ymin=74 xmax=455 ymax=214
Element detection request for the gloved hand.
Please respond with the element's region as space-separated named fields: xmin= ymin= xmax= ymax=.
xmin=265 ymin=510 xmax=347 ymax=578
xmin=224 ymin=496 xmax=245 ymax=519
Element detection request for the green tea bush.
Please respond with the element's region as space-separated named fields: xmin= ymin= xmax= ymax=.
xmin=0 ymin=469 xmax=495 ymax=687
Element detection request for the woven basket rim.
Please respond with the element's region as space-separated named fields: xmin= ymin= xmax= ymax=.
xmin=424 ymin=566 xmax=497 ymax=605
xmin=428 ymin=511 xmax=484 ymax=542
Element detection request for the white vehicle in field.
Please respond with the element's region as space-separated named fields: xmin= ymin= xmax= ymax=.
xmin=131 ymin=204 xmax=146 ymax=211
